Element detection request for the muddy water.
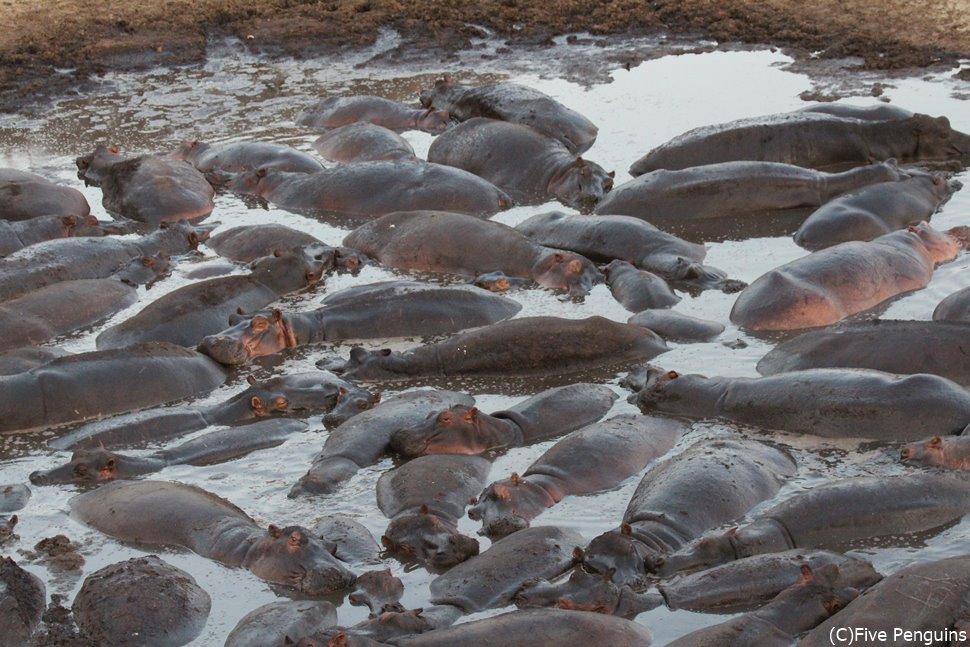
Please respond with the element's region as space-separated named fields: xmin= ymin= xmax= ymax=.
xmin=0 ymin=36 xmax=969 ymax=645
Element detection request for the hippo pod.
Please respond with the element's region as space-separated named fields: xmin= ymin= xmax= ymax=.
xmin=71 ymin=480 xmax=357 ymax=595
xmin=170 ymin=139 xmax=324 ymax=175
xmin=427 ymin=117 xmax=614 ymax=212
xmin=730 ymin=222 xmax=970 ymax=331
xmin=344 ymin=210 xmax=603 ymax=296
xmin=312 ymin=123 xmax=416 ymax=163
xmin=628 ymin=364 xmax=970 ymax=441
xmin=0 ymin=214 xmax=120 ymax=257
xmin=0 ymin=168 xmax=90 ymax=221
xmin=296 ymin=95 xmax=452 ymax=133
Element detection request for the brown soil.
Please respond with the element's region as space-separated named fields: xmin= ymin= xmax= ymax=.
xmin=1 ymin=0 xmax=969 ymax=110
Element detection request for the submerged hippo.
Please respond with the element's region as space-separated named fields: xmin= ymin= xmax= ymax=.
xmin=345 ymin=210 xmax=603 ymax=295
xmin=731 ymin=222 xmax=970 ymax=331
xmin=900 ymin=433 xmax=970 ymax=470
xmin=629 ymin=107 xmax=970 ymax=174
xmin=198 ymin=282 xmax=522 ymax=365
xmin=469 ymin=415 xmax=683 ymax=538
xmin=428 ymin=118 xmax=614 ymax=212
xmin=349 ymin=569 xmax=405 ymax=616
xmin=205 ymin=224 xmax=322 ymax=263
xmin=170 ymin=139 xmax=324 ymax=175
xmin=225 ymin=163 xmax=511 ymax=223
xmin=71 ymin=480 xmax=357 ymax=594
xmin=312 ymin=123 xmax=416 ymax=163
xmin=0 ymin=168 xmax=90 ymax=221
xmin=0 ymin=214 xmax=121 ymax=257
xmin=934 ymin=284 xmax=970 ymax=322
xmin=296 ymin=95 xmax=452 ymax=133
xmin=419 ymin=78 xmax=599 ymax=154
xmin=629 ymin=365 xmax=970 ymax=440
xmin=627 ymin=309 xmax=725 ymax=342
xmin=390 ymin=382 xmax=618 ymax=458
xmin=602 ymin=260 xmax=681 ymax=312
xmin=378 ymin=455 xmax=487 ymax=569
xmin=334 ymin=316 xmax=668 ymax=383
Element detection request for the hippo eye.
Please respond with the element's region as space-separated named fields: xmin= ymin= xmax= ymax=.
xmin=251 ymin=317 xmax=268 ymax=331
xmin=288 ymin=531 xmax=307 ymax=548
xmin=438 ymin=412 xmax=452 ymax=424
xmin=74 ymin=464 xmax=89 ymax=476
xmin=273 ymin=397 xmax=289 ymax=411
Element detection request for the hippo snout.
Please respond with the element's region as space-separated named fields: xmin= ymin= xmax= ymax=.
xmin=197 ymin=335 xmax=249 ymax=366
xmin=479 ymin=514 xmax=530 ymax=539
xmin=302 ymin=563 xmax=357 ymax=596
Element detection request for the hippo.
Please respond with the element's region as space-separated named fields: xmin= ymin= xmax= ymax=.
xmin=0 ymin=484 xmax=29 ymax=513
xmin=296 ymin=95 xmax=452 ymax=133
xmin=71 ymin=480 xmax=357 ymax=594
xmin=469 ymin=415 xmax=684 ymax=538
xmin=225 ymin=600 xmax=337 ymax=647
xmin=0 ymin=346 xmax=70 ymax=375
xmin=0 ymin=515 xmax=16 ymax=545
xmin=429 ymin=526 xmax=585 ymax=612
xmin=0 ymin=220 xmax=203 ymax=303
xmin=75 ymin=143 xmax=128 ymax=185
xmin=47 ymin=372 xmax=371 ymax=450
xmin=800 ymin=555 xmax=970 ymax=647
xmin=602 ymin=260 xmax=681 ymax=312
xmin=595 ymin=160 xmax=903 ymax=241
xmin=312 ymin=123 xmax=417 ymax=163
xmin=515 ymin=567 xmax=661 ymax=618
xmin=798 ymin=103 xmax=917 ymax=121
xmin=225 ymin=163 xmax=511 ymax=224
xmin=169 ymin=139 xmax=324 ymax=175
xmin=0 ymin=342 xmax=227 ymax=433
xmin=629 ymin=365 xmax=970 ymax=440
xmin=627 ymin=309 xmax=724 ymax=342
xmin=515 ymin=211 xmax=741 ymax=291
xmin=344 ymin=210 xmax=603 ymax=295
xmin=205 ymin=223 xmax=323 ymax=261
xmin=290 ymin=389 xmax=475 ymax=497
xmin=0 ymin=168 xmax=90 ymax=221
xmin=0 ymin=557 xmax=45 ymax=647
xmin=334 ymin=316 xmax=668 ymax=383
xmin=731 ymin=222 xmax=970 ymax=331
xmin=933 ymin=284 xmax=970 ymax=322
xmin=419 ymin=78 xmax=599 ymax=154
xmin=756 ymin=319 xmax=970 ymax=386
xmin=308 ymin=605 xmax=461 ymax=645
xmin=665 ymin=564 xmax=859 ymax=647
xmin=30 ymin=419 xmax=308 ymax=486
xmin=581 ymin=439 xmax=796 ymax=589
xmin=96 ymin=243 xmax=331 ymax=349
xmin=390 ymin=382 xmax=618 ymax=458
xmin=0 ymin=214 xmax=122 ymax=256
xmin=794 ymin=168 xmax=961 ymax=250
xmin=199 ymin=282 xmax=522 ymax=365
xmin=427 ymin=117 xmax=614 ymax=212
xmin=655 ymin=473 xmax=970 ymax=576
xmin=471 ymin=271 xmax=531 ymax=292
xmin=349 ymin=569 xmax=405 ymax=616
xmin=900 ymin=433 xmax=970 ymax=469
xmin=72 ymin=555 xmax=211 ymax=647
xmin=378 ymin=455 xmax=487 ymax=569
xmin=311 ymin=516 xmax=382 ymax=565
xmin=628 ymin=107 xmax=970 ymax=174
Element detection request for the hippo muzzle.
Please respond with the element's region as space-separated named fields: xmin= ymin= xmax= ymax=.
xmin=198 ymin=334 xmax=251 ymax=366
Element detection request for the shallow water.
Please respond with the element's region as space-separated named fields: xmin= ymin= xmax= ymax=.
xmin=1 ymin=35 xmax=969 ymax=645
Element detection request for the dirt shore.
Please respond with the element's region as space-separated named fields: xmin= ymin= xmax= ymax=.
xmin=1 ymin=0 xmax=969 ymax=111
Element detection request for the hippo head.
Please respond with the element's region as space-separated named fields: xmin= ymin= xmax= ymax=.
xmin=381 ymin=509 xmax=479 ymax=570
xmin=582 ymin=524 xmax=656 ymax=589
xmin=199 ymin=309 xmax=295 ymax=366
xmin=0 ymin=515 xmax=17 ymax=545
xmin=415 ymin=107 xmax=453 ymax=133
xmin=626 ymin=367 xmax=682 ymax=413
xmin=170 ymin=139 xmax=207 ymax=163
xmin=650 ymin=528 xmax=739 ymax=578
xmin=547 ymin=158 xmax=615 ymax=213
xmin=29 ymin=448 xmax=128 ymax=486
xmin=467 ymin=473 xmax=552 ymax=539
xmin=419 ymin=75 xmax=457 ymax=108
xmin=389 ymin=406 xmax=496 ymax=457
xmin=115 ymin=253 xmax=171 ymax=288
xmin=247 ymin=524 xmax=356 ymax=595
xmin=904 ymin=222 xmax=964 ymax=265
xmin=75 ymin=144 xmax=126 ymax=185
xmin=248 ymin=243 xmax=332 ymax=294
xmin=334 ymin=246 xmax=371 ymax=275
xmin=911 ymin=114 xmax=970 ymax=163
xmin=473 ymin=271 xmax=521 ymax=293
xmin=770 ymin=564 xmax=860 ymax=630
xmin=516 ymin=567 xmax=621 ymax=614
xmin=900 ymin=436 xmax=943 ymax=466
xmin=323 ymin=387 xmax=381 ymax=428
xmin=225 ymin=167 xmax=277 ymax=196
xmin=348 ymin=568 xmax=405 ymax=616
xmin=530 ymin=250 xmax=604 ymax=296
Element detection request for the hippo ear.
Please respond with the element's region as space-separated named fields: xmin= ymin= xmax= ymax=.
xmin=420 ymin=504 xmax=430 ymax=515
xmin=798 ymin=564 xmax=814 ymax=583
xmin=268 ymin=524 xmax=282 ymax=538
xmin=469 ymin=496 xmax=478 ymax=505
xmin=62 ymin=215 xmax=79 ymax=227
xmin=665 ymin=370 xmax=680 ymax=380
xmin=929 ymin=436 xmax=943 ymax=448
xmin=272 ymin=309 xmax=283 ymax=322
xmin=246 ymin=375 xmax=257 ymax=386
xmin=609 ymin=170 xmax=616 ymax=178
xmin=620 ymin=522 xmax=633 ymax=537
xmin=251 ymin=396 xmax=266 ymax=412
xmin=510 ymin=472 xmax=524 ymax=486
xmin=373 ymin=392 xmax=382 ymax=403
xmin=329 ymin=633 xmax=348 ymax=647
xmin=381 ymin=535 xmax=396 ymax=550
xmin=7 ymin=515 xmax=17 ymax=529
xmin=572 ymin=546 xmax=585 ymax=562
xmin=463 ymin=407 xmax=478 ymax=422
xmin=574 ymin=157 xmax=585 ymax=167
xmin=109 ymin=145 xmax=120 ymax=154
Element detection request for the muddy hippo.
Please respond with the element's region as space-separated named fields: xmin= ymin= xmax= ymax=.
xmin=469 ymin=415 xmax=683 ymax=538
xmin=345 ymin=210 xmax=602 ymax=295
xmin=429 ymin=525 xmax=584 ymax=612
xmin=0 ymin=168 xmax=90 ymax=221
xmin=296 ymin=95 xmax=452 ymax=133
xmin=226 ymin=163 xmax=511 ymax=223
xmin=655 ymin=473 xmax=970 ymax=576
xmin=629 ymin=365 xmax=970 ymax=440
xmin=170 ymin=139 xmax=324 ymax=175
xmin=596 ymin=160 xmax=902 ymax=241
xmin=731 ymin=222 xmax=970 ymax=331
xmin=31 ymin=419 xmax=308 ymax=486
xmin=629 ymin=107 xmax=970 ymax=174
xmin=0 ymin=557 xmax=45 ymax=647
xmin=515 ymin=211 xmax=740 ymax=291
xmin=48 ymin=372 xmax=370 ymax=450
xmin=349 ymin=569 xmax=405 ymax=616
xmin=0 ymin=342 xmax=226 ymax=433
xmin=334 ymin=316 xmax=668 ymax=383
xmin=627 ymin=309 xmax=724 ymax=342
xmin=0 ymin=220 xmax=203 ymax=303
xmin=794 ymin=168 xmax=961 ymax=250
xmin=427 ymin=118 xmax=613 ymax=212
xmin=419 ymin=78 xmax=599 ymax=154
xmin=900 ymin=433 xmax=970 ymax=470
xmin=800 ymin=555 xmax=970 ymax=647
xmin=312 ymin=123 xmax=416 ymax=163
xmin=756 ymin=319 xmax=970 ymax=386
xmin=390 ymin=382 xmax=618 ymax=458
xmin=225 ymin=600 xmax=337 ymax=647
xmin=97 ymin=243 xmax=331 ymax=349
xmin=72 ymin=555 xmax=210 ymax=647
xmin=934 ymin=285 xmax=970 ymax=322
xmin=602 ymin=260 xmax=681 ymax=312
xmin=290 ymin=389 xmax=474 ymax=497
xmin=71 ymin=480 xmax=357 ymax=594
xmin=198 ymin=282 xmax=522 ymax=365
xmin=0 ymin=214 xmax=121 ymax=256
xmin=206 ymin=223 xmax=323 ymax=262
xmin=581 ymin=439 xmax=796 ymax=589
xmin=378 ymin=455 xmax=487 ymax=569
